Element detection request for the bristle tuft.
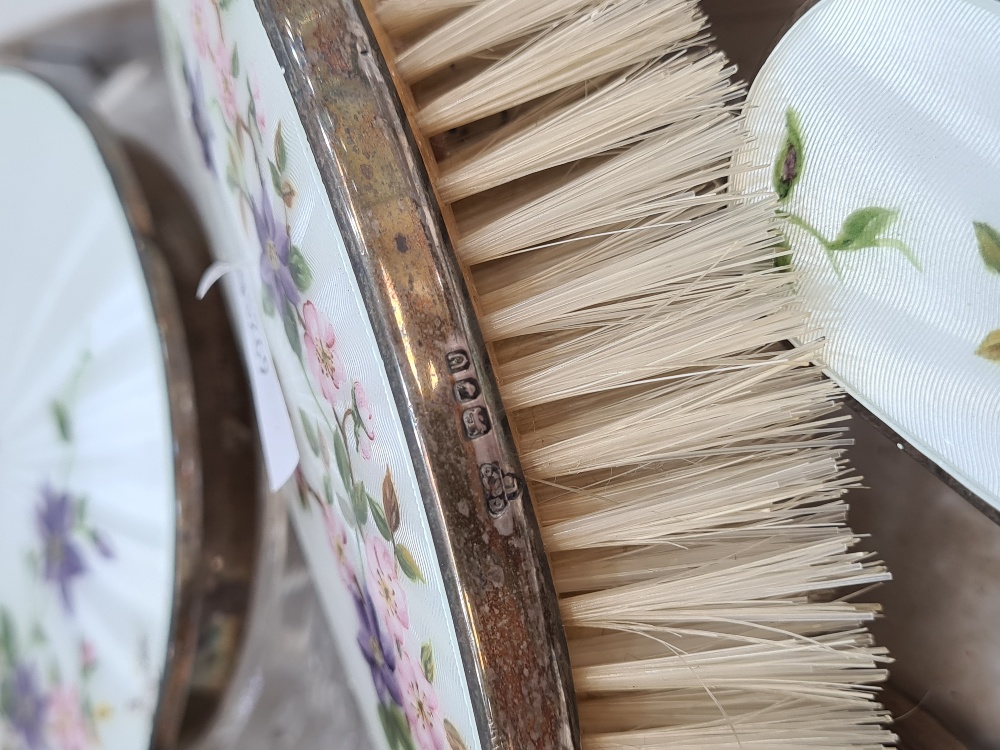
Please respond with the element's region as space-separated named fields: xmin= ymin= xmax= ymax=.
xmin=377 ymin=0 xmax=894 ymax=745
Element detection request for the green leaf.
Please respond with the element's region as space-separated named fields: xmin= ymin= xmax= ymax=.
xmin=338 ymin=493 xmax=357 ymax=529
xmin=282 ymin=302 xmax=302 ymax=360
xmin=225 ymin=165 xmax=240 ymax=194
xmin=299 ymin=410 xmax=320 ymax=455
xmin=288 ymin=246 xmax=313 ymax=292
xmin=773 ymin=108 xmax=805 ymax=202
xmin=369 ymin=494 xmax=391 ymax=540
xmin=322 ymin=475 xmax=334 ymax=504
xmin=0 ymin=676 xmax=12 ymax=717
xmin=274 ymin=122 xmax=287 ymax=173
xmin=976 ymin=330 xmax=1000 ymax=361
xmin=75 ymin=496 xmax=88 ymax=526
xmin=269 ymin=159 xmax=282 ymax=196
xmin=444 ymin=721 xmax=470 ymax=750
xmin=377 ymin=703 xmax=399 ymax=749
xmin=0 ymin=609 xmax=16 ymax=664
xmin=52 ymin=400 xmax=71 ymax=442
xmin=218 ymin=0 xmax=236 ymax=8
xmin=333 ymin=431 xmax=351 ymax=492
xmin=395 ymin=544 xmax=425 ymax=583
xmin=389 ymin=705 xmax=416 ymax=750
xmin=420 ymin=641 xmax=435 ymax=683
xmin=246 ymin=78 xmax=258 ymax=133
xmin=261 ymin=285 xmax=276 ymax=317
xmin=351 ymin=481 xmax=370 ymax=526
xmin=974 ymin=222 xmax=1000 ymax=274
xmin=829 ymin=207 xmax=899 ymax=251
xmin=230 ymin=47 xmax=240 ymax=77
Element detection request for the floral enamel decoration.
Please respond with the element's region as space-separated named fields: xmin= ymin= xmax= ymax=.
xmin=303 ymin=301 xmax=346 ymax=404
xmin=366 ymin=536 xmax=410 ymax=643
xmin=773 ymin=107 xmax=804 ymax=202
xmin=353 ymin=382 xmax=376 ymax=462
xmin=1 ymin=611 xmax=112 ymax=750
xmin=1 ymin=353 xmax=118 ymax=749
xmin=37 ymin=487 xmax=89 ymax=613
xmin=31 ymin=355 xmax=116 ymax=615
xmin=3 ymin=68 xmax=190 ymax=750
xmin=773 ymin=107 xmax=920 ymax=275
xmin=170 ymin=1 xmax=473 ymax=747
xmin=397 ymin=652 xmax=447 ymax=750
xmin=974 ymin=222 xmax=1000 ymax=361
xmin=182 ymin=63 xmax=214 ymax=172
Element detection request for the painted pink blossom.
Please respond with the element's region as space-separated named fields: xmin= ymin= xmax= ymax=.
xmin=322 ymin=504 xmax=357 ymax=591
xmin=47 ymin=685 xmax=88 ymax=750
xmin=353 ymin=381 xmax=376 ymax=460
xmin=190 ymin=0 xmax=214 ymax=59
xmin=250 ymin=71 xmax=266 ymax=134
xmin=397 ymin=652 xmax=447 ymax=750
xmin=364 ymin=535 xmax=408 ymax=643
xmin=303 ymin=302 xmax=346 ymax=405
xmin=213 ymin=40 xmax=238 ymax=123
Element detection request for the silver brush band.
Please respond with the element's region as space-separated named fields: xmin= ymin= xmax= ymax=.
xmin=251 ymin=1 xmax=580 ymax=747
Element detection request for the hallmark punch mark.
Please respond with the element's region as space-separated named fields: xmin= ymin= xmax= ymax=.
xmin=479 ymin=463 xmax=505 ymax=515
xmin=462 ymin=406 xmax=491 ymax=440
xmin=454 ymin=379 xmax=481 ymax=402
xmin=446 ymin=349 xmax=470 ymax=373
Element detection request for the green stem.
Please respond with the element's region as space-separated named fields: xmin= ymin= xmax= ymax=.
xmin=783 ymin=211 xmax=830 ymax=248
xmin=60 ymin=351 xmax=92 ymax=485
xmin=297 ymin=358 xmax=370 ymax=577
xmin=876 ymin=238 xmax=923 ymax=271
xmin=782 ymin=211 xmax=845 ymax=277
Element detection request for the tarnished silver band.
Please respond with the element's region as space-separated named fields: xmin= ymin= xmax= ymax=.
xmin=251 ymin=2 xmax=580 ymax=747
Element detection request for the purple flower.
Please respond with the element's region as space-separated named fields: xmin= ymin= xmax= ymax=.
xmin=2 ymin=664 xmax=48 ymax=750
xmin=253 ymin=194 xmax=299 ymax=313
xmin=37 ymin=486 xmax=86 ymax=613
xmin=182 ymin=61 xmax=214 ymax=172
xmin=354 ymin=585 xmax=402 ymax=707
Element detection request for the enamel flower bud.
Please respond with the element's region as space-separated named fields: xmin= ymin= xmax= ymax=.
xmin=773 ymin=108 xmax=805 ymax=202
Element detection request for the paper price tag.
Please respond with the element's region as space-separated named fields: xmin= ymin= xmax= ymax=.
xmin=201 ymin=264 xmax=299 ymax=491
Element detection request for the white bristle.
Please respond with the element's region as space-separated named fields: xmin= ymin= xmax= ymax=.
xmin=375 ymin=0 xmax=894 ymax=745
xmin=376 ymin=0 xmax=481 ymax=37
xmin=416 ymin=0 xmax=706 ymax=136
xmin=438 ymin=53 xmax=739 ymax=203
xmin=396 ymin=0 xmax=597 ymax=82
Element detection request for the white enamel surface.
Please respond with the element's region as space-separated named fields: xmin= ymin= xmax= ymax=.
xmin=737 ymin=0 xmax=1000 ymax=509
xmin=0 ymin=71 xmax=175 ymax=749
xmin=154 ymin=2 xmax=482 ymax=749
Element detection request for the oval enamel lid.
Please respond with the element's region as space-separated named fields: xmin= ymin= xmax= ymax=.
xmin=736 ymin=0 xmax=1000 ymax=512
xmin=0 ymin=70 xmax=179 ymax=749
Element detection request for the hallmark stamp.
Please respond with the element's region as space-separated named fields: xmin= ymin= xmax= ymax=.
xmin=446 ymin=349 xmax=470 ymax=373
xmin=462 ymin=406 xmax=491 ymax=439
xmin=454 ymin=378 xmax=481 ymax=402
xmin=479 ymin=463 xmax=506 ymax=515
